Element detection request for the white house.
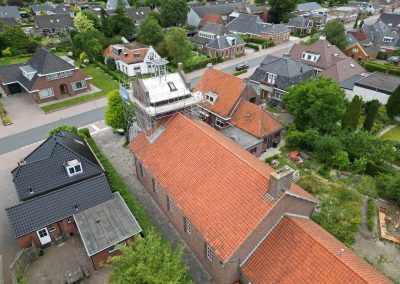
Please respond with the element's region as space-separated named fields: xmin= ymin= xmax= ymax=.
xmin=103 ymin=43 xmax=161 ymax=77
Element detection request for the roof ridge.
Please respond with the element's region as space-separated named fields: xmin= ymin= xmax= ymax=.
xmin=287 ymin=216 xmax=373 ymax=283
xmin=186 ymin=114 xmax=269 ymax=179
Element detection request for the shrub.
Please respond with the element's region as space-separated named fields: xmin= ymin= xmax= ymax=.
xmin=78 ymin=127 xmax=91 ymax=138
xmin=1 ymin=47 xmax=12 ymax=57
xmin=367 ymin=198 xmax=375 ymax=232
xmin=356 ymin=176 xmax=377 ymax=197
xmin=245 ymin=43 xmax=260 ymax=51
xmin=377 ymin=51 xmax=388 ymax=60
xmin=365 ymin=159 xmax=394 ymax=176
xmin=182 ymin=56 xmax=222 ymax=73
xmin=95 ymin=61 xmax=126 ymax=81
xmin=232 ymin=69 xmax=247 ymax=76
xmin=365 ymin=61 xmax=400 ymax=76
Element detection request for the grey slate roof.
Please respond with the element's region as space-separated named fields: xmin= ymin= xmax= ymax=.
xmin=287 ymin=15 xmax=313 ymax=29
xmin=6 ymin=174 xmax=113 ymax=238
xmin=250 ymin=55 xmax=316 ymax=91
xmin=34 ymin=14 xmax=73 ymax=29
xmin=53 ymin=4 xmax=71 ymax=14
xmin=355 ymin=71 xmax=400 ymax=94
xmin=378 ymin=12 xmax=400 ymax=29
xmin=207 ymin=33 xmax=245 ymax=49
xmin=74 ymin=192 xmax=142 ymax=256
xmin=348 ymin=2 xmax=381 ymax=10
xmin=126 ymin=7 xmax=151 ymax=22
xmin=226 ymin=13 xmax=289 ymax=36
xmin=0 ymin=48 xmax=78 ymax=92
xmin=106 ymin=0 xmax=129 ymax=10
xmin=12 ymin=131 xmax=103 ymax=201
xmin=191 ymin=2 xmax=242 ymax=18
xmin=296 ymin=2 xmax=323 ymax=12
xmin=340 ymin=74 xmax=364 ymax=90
xmin=363 ymin=20 xmax=400 ymax=48
xmin=29 ymin=4 xmax=53 ymax=13
xmin=201 ymin=22 xmax=228 ymax=34
xmin=0 ymin=6 xmax=20 ymax=19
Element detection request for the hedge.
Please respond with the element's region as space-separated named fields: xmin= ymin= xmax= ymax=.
xmin=245 ymin=43 xmax=260 ymax=51
xmin=365 ymin=61 xmax=400 ymax=76
xmin=94 ymin=61 xmax=128 ymax=81
xmin=183 ymin=56 xmax=223 ymax=73
xmin=367 ymin=198 xmax=375 ymax=232
xmin=0 ymin=101 xmax=12 ymax=126
xmin=240 ymin=35 xmax=275 ymax=47
xmin=232 ymin=69 xmax=247 ymax=76
xmin=365 ymin=159 xmax=394 ymax=176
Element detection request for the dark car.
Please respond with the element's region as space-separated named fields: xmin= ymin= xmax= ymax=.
xmin=235 ymin=63 xmax=248 ymax=71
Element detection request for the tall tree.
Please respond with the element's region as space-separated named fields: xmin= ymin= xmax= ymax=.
xmin=267 ymin=0 xmax=297 ymax=23
xmin=342 ymin=96 xmax=362 ymax=131
xmin=159 ymin=0 xmax=188 ymax=27
xmin=109 ymin=231 xmax=191 ymax=283
xmin=1 ymin=26 xmax=29 ymax=52
xmin=324 ymin=20 xmax=348 ymax=50
xmin=282 ymin=77 xmax=346 ymax=132
xmin=136 ymin=15 xmax=164 ymax=46
xmin=106 ymin=5 xmax=136 ymax=38
xmin=72 ymin=29 xmax=107 ymax=61
xmin=165 ymin=27 xmax=192 ymax=65
xmin=82 ymin=10 xmax=102 ymax=30
xmin=105 ymin=89 xmax=126 ymax=131
xmin=74 ymin=12 xmax=95 ymax=32
xmin=363 ymin=100 xmax=380 ymax=131
xmin=386 ymin=86 xmax=400 ymax=119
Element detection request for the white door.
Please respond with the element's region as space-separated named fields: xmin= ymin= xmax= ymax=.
xmin=36 ymin=228 xmax=51 ymax=245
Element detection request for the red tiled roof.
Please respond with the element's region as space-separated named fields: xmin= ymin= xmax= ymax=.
xmin=103 ymin=43 xmax=149 ymax=64
xmin=129 ymin=113 xmax=317 ymax=261
xmin=199 ymin=12 xmax=224 ymax=28
xmin=242 ymin=216 xmax=390 ymax=284
xmin=348 ymin=30 xmax=367 ymax=42
xmin=194 ymin=68 xmax=245 ymax=118
xmin=231 ymin=100 xmax=282 ymax=139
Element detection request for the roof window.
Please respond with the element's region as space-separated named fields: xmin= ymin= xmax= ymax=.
xmin=167 ymin=82 xmax=177 ymax=92
xmin=134 ymin=53 xmax=140 ymax=58
xmin=65 ymin=159 xmax=83 ymax=177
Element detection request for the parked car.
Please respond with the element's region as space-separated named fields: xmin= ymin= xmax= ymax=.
xmin=235 ymin=63 xmax=248 ymax=71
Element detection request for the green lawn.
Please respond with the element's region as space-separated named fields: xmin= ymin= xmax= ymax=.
xmin=381 ymin=125 xmax=400 ymax=142
xmin=40 ymin=65 xmax=118 ymax=113
xmin=0 ymin=52 xmax=67 ymax=66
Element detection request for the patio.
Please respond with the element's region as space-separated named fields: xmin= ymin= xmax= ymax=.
xmin=24 ymin=235 xmax=109 ymax=284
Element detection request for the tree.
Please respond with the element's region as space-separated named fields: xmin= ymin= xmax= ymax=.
xmin=109 ymin=230 xmax=191 ymax=283
xmin=352 ymin=157 xmax=368 ymax=174
xmin=324 ymin=20 xmax=347 ymax=50
xmin=82 ymin=10 xmax=101 ymax=30
xmin=47 ymin=125 xmax=90 ymax=139
xmin=386 ymin=85 xmax=400 ymax=119
xmin=282 ymin=77 xmax=346 ymax=132
xmin=106 ymin=6 xmax=136 ymax=38
xmin=159 ymin=0 xmax=189 ymax=27
xmin=106 ymin=57 xmax=116 ymax=70
xmin=377 ymin=173 xmax=400 ymax=204
xmin=136 ymin=15 xmax=164 ymax=46
xmin=314 ymin=135 xmax=343 ymax=163
xmin=267 ymin=0 xmax=297 ymax=23
xmin=74 ymin=12 xmax=94 ymax=32
xmin=342 ymin=96 xmax=362 ymax=131
xmin=73 ymin=29 xmax=107 ymax=61
xmin=1 ymin=26 xmax=29 ymax=53
xmin=105 ymin=89 xmax=126 ymax=131
xmin=330 ymin=150 xmax=350 ymax=170
xmin=363 ymin=100 xmax=379 ymax=131
xmin=165 ymin=27 xmax=192 ymax=65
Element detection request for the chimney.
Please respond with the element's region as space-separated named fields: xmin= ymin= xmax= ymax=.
xmin=283 ymin=52 xmax=291 ymax=58
xmin=136 ymin=69 xmax=142 ymax=79
xmin=178 ymin=62 xmax=183 ymax=71
xmin=267 ymin=166 xmax=294 ymax=199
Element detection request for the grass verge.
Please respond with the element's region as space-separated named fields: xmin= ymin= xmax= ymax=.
xmin=367 ymin=198 xmax=376 ymax=232
xmin=40 ymin=65 xmax=118 ymax=113
xmin=381 ymin=125 xmax=400 ymax=142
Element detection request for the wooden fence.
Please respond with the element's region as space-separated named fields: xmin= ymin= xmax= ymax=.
xmin=10 ymin=242 xmax=38 ymax=284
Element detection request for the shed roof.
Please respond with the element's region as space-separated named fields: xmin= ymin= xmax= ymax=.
xmin=355 ymin=71 xmax=400 ymax=93
xmin=220 ymin=125 xmax=263 ymax=149
xmin=74 ymin=192 xmax=142 ymax=256
xmin=0 ymin=6 xmax=20 ymax=19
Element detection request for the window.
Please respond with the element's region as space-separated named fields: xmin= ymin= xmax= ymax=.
xmin=37 ymin=228 xmax=48 ymax=238
xmin=48 ymin=227 xmax=57 ymax=233
xmin=124 ymin=53 xmax=128 ymax=58
xmin=267 ymin=73 xmax=276 ymax=85
xmin=66 ymin=159 xmax=83 ymax=177
xmin=185 ymin=218 xmax=191 ymax=234
xmin=108 ymin=246 xmax=117 ymax=254
xmin=152 ymin=178 xmax=158 ymax=192
xmin=39 ymin=88 xmax=54 ymax=99
xmin=352 ymin=47 xmax=359 ymax=53
xmin=215 ymin=117 xmax=225 ymax=128
xmin=249 ymin=97 xmax=256 ymax=103
xmin=167 ymin=196 xmax=173 ymax=211
xmin=139 ymin=163 xmax=144 ymax=176
xmin=134 ymin=53 xmax=140 ymax=58
xmin=250 ymin=147 xmax=257 ymax=154
xmin=71 ymin=81 xmax=87 ymax=91
xmin=167 ymin=82 xmax=177 ymax=92
xmin=206 ymin=245 xmax=213 ymax=262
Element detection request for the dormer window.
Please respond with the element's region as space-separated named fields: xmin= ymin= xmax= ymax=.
xmin=65 ymin=159 xmax=83 ymax=177
xmin=301 ymin=52 xmax=319 ymax=62
xmin=384 ymin=36 xmax=393 ymax=43
xmin=134 ymin=53 xmax=140 ymax=58
xmin=124 ymin=53 xmax=128 ymax=58
xmin=167 ymin=82 xmax=177 ymax=92
xmin=205 ymin=92 xmax=218 ymax=103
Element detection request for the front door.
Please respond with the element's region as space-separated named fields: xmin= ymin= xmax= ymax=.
xmin=36 ymin=228 xmax=51 ymax=246
xmin=60 ymin=84 xmax=68 ymax=95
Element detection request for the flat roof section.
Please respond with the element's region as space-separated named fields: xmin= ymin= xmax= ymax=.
xmin=355 ymin=71 xmax=400 ymax=93
xmin=74 ymin=192 xmax=142 ymax=257
xmin=221 ymin=126 xmax=263 ymax=150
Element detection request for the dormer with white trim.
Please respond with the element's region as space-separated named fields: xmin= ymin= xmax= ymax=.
xmin=20 ymin=65 xmax=37 ymax=81
xmin=301 ymin=51 xmax=320 ymax=62
xmin=65 ymin=159 xmax=83 ymax=177
xmin=205 ymin=91 xmax=218 ymax=103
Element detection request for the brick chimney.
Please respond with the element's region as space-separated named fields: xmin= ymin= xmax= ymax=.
xmin=267 ymin=166 xmax=294 ymax=199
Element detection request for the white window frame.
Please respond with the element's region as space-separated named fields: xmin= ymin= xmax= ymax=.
xmin=66 ymin=162 xmax=83 ymax=177
xmin=39 ymin=88 xmax=54 ymax=99
xmin=71 ymin=80 xmax=87 ymax=91
xmin=152 ymin=178 xmax=158 ymax=193
xmin=168 ymin=196 xmax=174 ymax=212
xmin=206 ymin=245 xmax=213 ymax=262
xmin=185 ymin=218 xmax=191 ymax=234
xmin=215 ymin=117 xmax=225 ymax=128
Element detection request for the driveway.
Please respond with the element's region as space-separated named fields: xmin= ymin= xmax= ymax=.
xmin=92 ymin=129 xmax=213 ymax=284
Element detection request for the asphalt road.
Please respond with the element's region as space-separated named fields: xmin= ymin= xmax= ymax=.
xmin=0 ymin=107 xmax=105 ymax=155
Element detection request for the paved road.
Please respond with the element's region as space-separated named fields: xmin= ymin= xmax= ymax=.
xmin=0 ymin=107 xmax=105 ymax=155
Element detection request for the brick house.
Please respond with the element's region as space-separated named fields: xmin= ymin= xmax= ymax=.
xmin=129 ymin=113 xmax=389 ymax=284
xmin=345 ymin=30 xmax=380 ymax=62
xmin=226 ymin=13 xmax=290 ymax=44
xmin=103 ymin=42 xmax=161 ymax=77
xmin=0 ymin=48 xmax=91 ymax=103
xmin=206 ymin=33 xmax=245 ymax=59
xmin=190 ymin=23 xmax=229 ymax=51
xmin=5 ymin=131 xmax=141 ymax=270
xmin=34 ymin=14 xmax=74 ymax=36
xmin=289 ymin=39 xmax=365 ymax=83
